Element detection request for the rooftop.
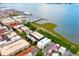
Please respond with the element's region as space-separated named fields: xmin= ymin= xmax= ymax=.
xmin=0 ymin=8 xmax=25 ymax=18
xmin=29 ymin=31 xmax=44 ymax=40
xmin=16 ymin=46 xmax=34 ymax=56
xmin=0 ymin=39 xmax=30 ymax=56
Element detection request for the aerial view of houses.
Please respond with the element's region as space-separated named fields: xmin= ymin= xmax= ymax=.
xmin=0 ymin=6 xmax=79 ymax=56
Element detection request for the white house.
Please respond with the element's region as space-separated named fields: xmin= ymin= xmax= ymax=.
xmin=0 ymin=40 xmax=7 ymax=46
xmin=13 ymin=24 xmax=24 ymax=28
xmin=51 ymin=53 xmax=59 ymax=56
xmin=27 ymin=35 xmax=37 ymax=42
xmin=13 ymin=24 xmax=31 ymax=34
xmin=21 ymin=26 xmax=29 ymax=31
xmin=37 ymin=38 xmax=51 ymax=49
xmin=26 ymin=52 xmax=33 ymax=56
xmin=26 ymin=31 xmax=44 ymax=42
xmin=11 ymin=35 xmax=21 ymax=41
xmin=58 ymin=46 xmax=66 ymax=55
xmin=7 ymin=32 xmax=17 ymax=38
xmin=20 ymin=26 xmax=30 ymax=33
xmin=25 ymin=29 xmax=33 ymax=34
xmin=12 ymin=16 xmax=23 ymax=24
xmin=29 ymin=31 xmax=44 ymax=40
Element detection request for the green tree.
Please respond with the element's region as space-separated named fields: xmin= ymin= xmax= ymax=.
xmin=36 ymin=50 xmax=44 ymax=56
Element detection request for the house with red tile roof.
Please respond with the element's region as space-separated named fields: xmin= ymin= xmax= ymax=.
xmin=16 ymin=46 xmax=34 ymax=56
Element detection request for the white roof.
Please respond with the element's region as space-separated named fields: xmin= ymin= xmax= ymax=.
xmin=0 ymin=39 xmax=30 ymax=56
xmin=27 ymin=35 xmax=37 ymax=42
xmin=41 ymin=38 xmax=51 ymax=43
xmin=37 ymin=38 xmax=51 ymax=49
xmin=0 ymin=26 xmax=7 ymax=30
xmin=26 ymin=52 xmax=33 ymax=56
xmin=0 ymin=40 xmax=7 ymax=46
xmin=58 ymin=46 xmax=66 ymax=54
xmin=52 ymin=53 xmax=59 ymax=56
xmin=21 ymin=26 xmax=29 ymax=30
xmin=4 ymin=18 xmax=13 ymax=21
xmin=24 ymin=11 xmax=30 ymax=14
xmin=0 ymin=35 xmax=20 ymax=46
xmin=7 ymin=32 xmax=17 ymax=38
xmin=2 ymin=26 xmax=7 ymax=29
xmin=11 ymin=36 xmax=21 ymax=41
xmin=1 ymin=18 xmax=15 ymax=25
xmin=38 ymin=38 xmax=51 ymax=45
xmin=13 ymin=16 xmax=24 ymax=19
xmin=27 ymin=30 xmax=32 ymax=33
xmin=59 ymin=46 xmax=66 ymax=51
xmin=56 ymin=44 xmax=60 ymax=47
xmin=25 ymin=30 xmax=32 ymax=34
xmin=0 ymin=26 xmax=2 ymax=29
xmin=13 ymin=16 xmax=17 ymax=19
xmin=13 ymin=17 xmax=22 ymax=23
xmin=14 ymin=24 xmax=23 ymax=28
xmin=30 ymin=32 xmax=44 ymax=40
xmin=21 ymin=26 xmax=29 ymax=31
xmin=13 ymin=16 xmax=19 ymax=19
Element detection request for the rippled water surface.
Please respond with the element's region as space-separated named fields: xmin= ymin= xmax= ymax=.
xmin=0 ymin=3 xmax=79 ymax=44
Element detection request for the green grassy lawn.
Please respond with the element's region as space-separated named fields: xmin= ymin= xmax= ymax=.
xmin=30 ymin=22 xmax=79 ymax=55
xmin=24 ymin=22 xmax=36 ymax=31
xmin=36 ymin=50 xmax=44 ymax=56
xmin=34 ymin=23 xmax=57 ymax=31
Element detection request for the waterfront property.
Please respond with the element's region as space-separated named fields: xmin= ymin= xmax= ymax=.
xmin=37 ymin=38 xmax=51 ymax=49
xmin=29 ymin=31 xmax=44 ymax=41
xmin=28 ymin=22 xmax=79 ymax=55
xmin=26 ymin=31 xmax=44 ymax=42
xmin=0 ymin=8 xmax=79 ymax=56
xmin=58 ymin=46 xmax=66 ymax=55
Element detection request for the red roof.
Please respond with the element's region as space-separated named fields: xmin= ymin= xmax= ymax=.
xmin=0 ymin=29 xmax=6 ymax=34
xmin=16 ymin=47 xmax=33 ymax=56
xmin=10 ymin=23 xmax=17 ymax=27
xmin=10 ymin=22 xmax=20 ymax=27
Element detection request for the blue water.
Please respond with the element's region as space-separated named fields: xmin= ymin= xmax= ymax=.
xmin=0 ymin=3 xmax=79 ymax=45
